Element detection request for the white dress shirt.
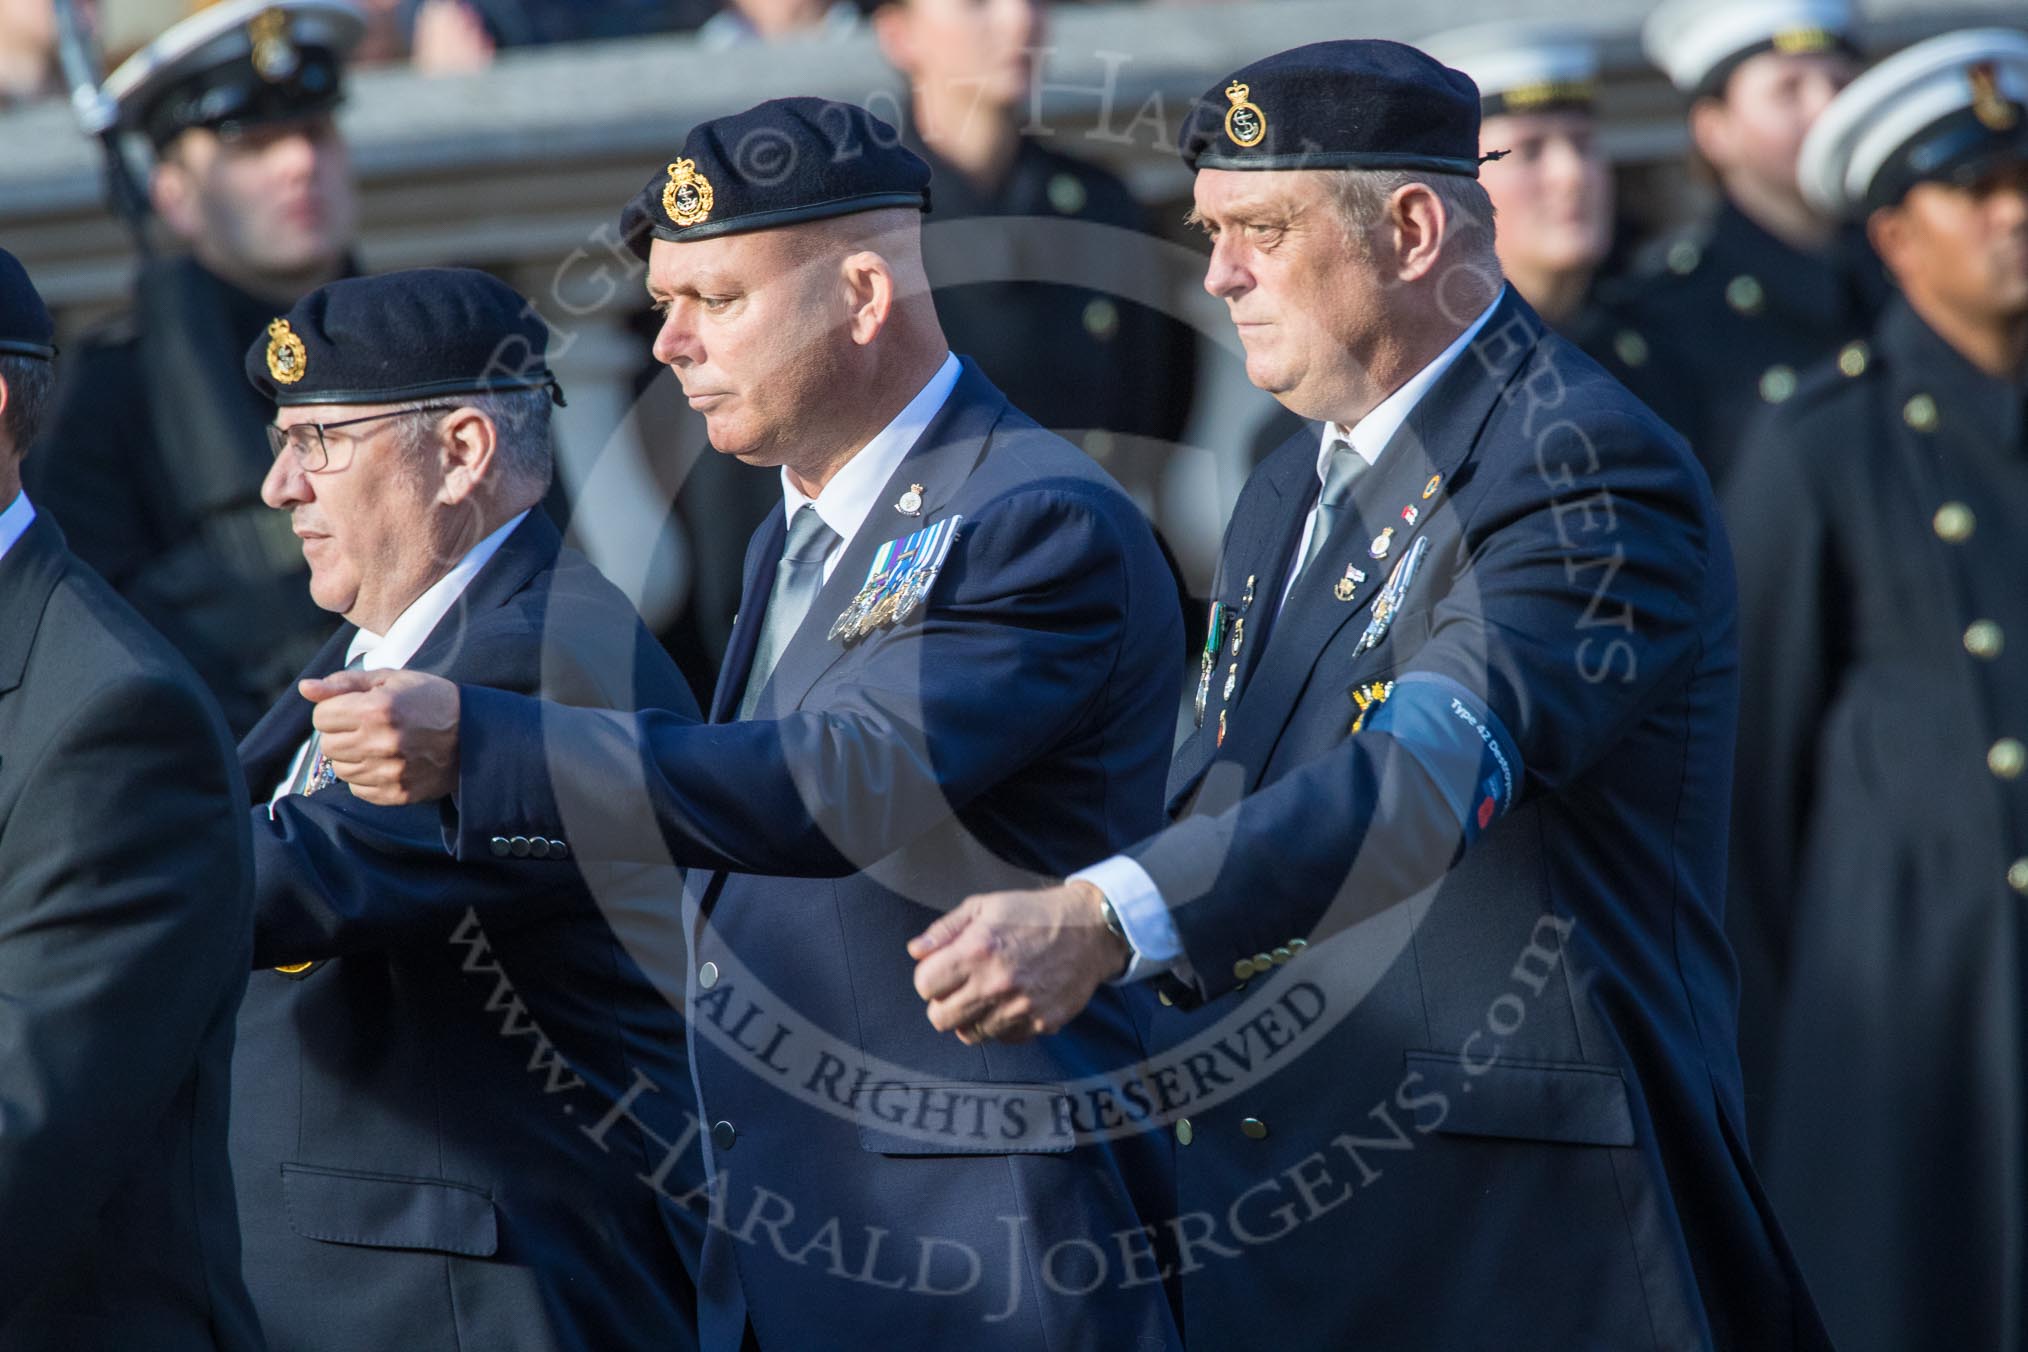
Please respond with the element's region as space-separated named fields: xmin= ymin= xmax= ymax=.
xmin=777 ymin=351 xmax=962 ymax=583
xmin=268 ymin=509 xmax=530 ymax=809
xmin=1081 ymin=291 xmax=1505 ymax=982
xmin=0 ymin=491 xmax=34 ymax=565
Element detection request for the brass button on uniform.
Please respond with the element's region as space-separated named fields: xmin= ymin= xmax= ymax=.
xmin=1725 ymin=275 xmax=1765 ymax=315
xmin=1252 ymin=952 xmax=1275 ymax=973
xmin=1612 ymin=330 xmax=1649 ymax=368
xmin=1082 ymin=297 xmax=1120 ymax=341
xmin=1241 ymin=1117 xmax=1269 ymax=1140
xmin=488 ymin=835 xmax=510 ymax=858
xmin=1666 ymin=239 xmax=1701 ymax=275
xmin=698 ymin=961 xmax=720 ymax=990
xmin=1157 ymin=988 xmax=1174 ymax=1006
xmin=710 ymin=1120 xmax=737 ymax=1151
xmin=1903 ymin=394 xmax=1939 ymax=432
xmin=1933 ymin=502 xmax=1975 ymax=543
xmin=1176 ymin=1118 xmax=1194 ymax=1146
xmin=1758 ymin=365 xmax=1797 ymax=404
xmin=1271 ymin=946 xmax=1293 ymax=965
xmin=1047 ymin=171 xmax=1087 ymax=215
xmin=1989 ymin=738 xmax=2026 ymax=781
xmin=1965 ymin=621 xmax=2005 ymax=661
xmin=1287 ymin=938 xmax=1307 ymax=955
xmin=1232 ymin=957 xmax=1255 ymax=981
xmin=1837 ymin=341 xmax=1869 ymax=377
xmin=2009 ymin=859 xmax=2028 ymax=896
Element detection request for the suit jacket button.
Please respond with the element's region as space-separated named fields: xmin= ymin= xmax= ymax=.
xmin=699 ymin=961 xmax=720 ymax=989
xmin=1157 ymin=988 xmax=1173 ymax=1006
xmin=1252 ymin=952 xmax=1274 ymax=973
xmin=1232 ymin=958 xmax=1255 ymax=981
xmin=711 ymin=1120 xmax=737 ymax=1152
xmin=1175 ymin=1118 xmax=1193 ymax=1146
xmin=1287 ymin=938 xmax=1307 ymax=955
xmin=1241 ymin=1117 xmax=1268 ymax=1140
xmin=550 ymin=840 xmax=568 ymax=860
xmin=509 ymin=835 xmax=532 ymax=857
xmin=1271 ymin=947 xmax=1293 ymax=965
xmin=529 ymin=837 xmax=551 ymax=859
xmin=489 ymin=836 xmax=511 ymax=858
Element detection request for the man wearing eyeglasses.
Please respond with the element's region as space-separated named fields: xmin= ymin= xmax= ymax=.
xmin=229 ymin=267 xmax=705 ymax=1351
xmin=28 ymin=1 xmax=365 ymax=735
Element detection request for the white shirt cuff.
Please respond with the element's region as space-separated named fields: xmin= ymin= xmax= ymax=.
xmin=1072 ymin=855 xmax=1189 ymax=985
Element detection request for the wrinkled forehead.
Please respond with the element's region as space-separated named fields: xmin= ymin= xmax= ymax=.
xmin=273 ymin=399 xmax=404 ymax=427
xmin=645 ymin=228 xmax=800 ymax=295
xmin=1191 ymin=167 xmax=1332 ymax=222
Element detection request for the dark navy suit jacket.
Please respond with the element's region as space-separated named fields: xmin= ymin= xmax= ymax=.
xmin=1131 ymin=293 xmax=1830 ymax=1351
xmin=449 ymin=362 xmax=1185 ymax=1352
xmin=0 ymin=514 xmax=262 ymax=1351
xmin=233 ymin=512 xmax=703 ymax=1351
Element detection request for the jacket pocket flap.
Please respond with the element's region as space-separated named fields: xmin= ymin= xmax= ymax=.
xmin=281 ymin=1163 xmax=499 ymax=1256
xmin=1403 ymin=1052 xmax=1635 ymax=1147
xmin=855 ymin=1081 xmax=1074 ymax=1156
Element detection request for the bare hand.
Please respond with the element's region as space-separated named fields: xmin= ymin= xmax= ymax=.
xmin=301 ymin=668 xmax=461 ymax=806
xmin=908 ymin=881 xmax=1129 ymax=1044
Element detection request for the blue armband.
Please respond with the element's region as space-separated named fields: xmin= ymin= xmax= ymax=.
xmin=1362 ymin=672 xmax=1523 ymax=846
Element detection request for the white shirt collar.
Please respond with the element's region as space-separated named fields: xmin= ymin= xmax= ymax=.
xmin=0 ymin=491 xmax=34 ymax=565
xmin=779 ymin=351 xmax=962 ymax=565
xmin=346 ymin=510 xmax=529 ymax=672
xmin=1317 ymin=287 xmax=1506 ymax=476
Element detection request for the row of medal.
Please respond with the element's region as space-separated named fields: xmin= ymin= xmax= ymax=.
xmin=1194 ymin=471 xmax=1444 ymax=745
xmin=830 ymin=513 xmax=963 ymax=645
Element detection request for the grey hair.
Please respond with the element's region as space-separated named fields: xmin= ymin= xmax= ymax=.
xmin=399 ymin=388 xmax=554 ymax=496
xmin=0 ymin=355 xmax=57 ymax=457
xmin=1324 ymin=168 xmax=1499 ymax=261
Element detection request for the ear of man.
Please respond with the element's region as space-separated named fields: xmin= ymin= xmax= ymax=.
xmin=434 ymin=406 xmax=500 ymax=505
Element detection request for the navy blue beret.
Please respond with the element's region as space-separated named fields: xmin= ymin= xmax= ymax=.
xmin=0 ymin=249 xmax=55 ymax=363
xmin=243 ymin=267 xmax=562 ymax=407
xmin=1179 ymin=40 xmax=1485 ymax=177
xmin=620 ymin=97 xmax=931 ymax=256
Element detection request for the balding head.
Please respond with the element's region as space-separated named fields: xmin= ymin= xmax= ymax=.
xmin=645 ymin=206 xmax=949 ymax=492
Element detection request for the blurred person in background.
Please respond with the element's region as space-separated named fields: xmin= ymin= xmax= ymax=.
xmin=1617 ymin=0 xmax=1884 ymax=487
xmin=1725 ymin=29 xmax=2028 ymax=1352
xmin=404 ymin=0 xmax=715 ymax=73
xmin=1424 ymin=21 xmax=1692 ymax=434
xmin=695 ymin=0 xmax=854 ymax=50
xmin=0 ymin=0 xmax=55 ymax=105
xmin=29 ymin=0 xmax=365 ymax=735
xmin=869 ymin=0 xmax=1196 ymax=496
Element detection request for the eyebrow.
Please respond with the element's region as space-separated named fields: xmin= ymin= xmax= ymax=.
xmin=1185 ymin=198 xmax=1304 ymax=230
xmin=645 ymin=270 xmax=740 ymax=301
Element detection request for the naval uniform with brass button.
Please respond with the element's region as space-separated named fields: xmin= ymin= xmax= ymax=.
xmin=1726 ymin=293 xmax=2028 ymax=1352
xmin=1608 ymin=201 xmax=1887 ymax=488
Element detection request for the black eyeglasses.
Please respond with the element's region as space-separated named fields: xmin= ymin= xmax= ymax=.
xmin=265 ymin=405 xmax=459 ymax=472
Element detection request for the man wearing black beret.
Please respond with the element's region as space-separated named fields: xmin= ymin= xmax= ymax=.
xmin=909 ymin=39 xmax=1832 ymax=1349
xmin=228 ymin=266 xmax=705 ymax=1350
xmin=29 ymin=1 xmax=364 ymax=736
xmin=0 ymin=250 xmax=263 ymax=1348
xmin=305 ymin=97 xmax=1184 ymax=1351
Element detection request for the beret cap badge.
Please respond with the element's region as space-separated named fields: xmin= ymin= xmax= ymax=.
xmin=1224 ymin=81 xmax=1267 ymax=148
xmin=248 ymin=7 xmax=300 ymax=85
xmin=1969 ymin=62 xmax=2019 ymax=132
xmin=266 ymin=317 xmax=307 ymax=385
xmin=663 ymin=158 xmax=715 ymax=228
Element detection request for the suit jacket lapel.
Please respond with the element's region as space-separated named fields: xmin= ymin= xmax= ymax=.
xmin=711 ymin=509 xmax=785 ymax=724
xmin=1215 ymin=290 xmax=1547 ymax=795
xmin=0 ymin=515 xmax=69 ymax=701
xmin=743 ymin=359 xmax=1004 ymax=721
xmin=407 ymin=512 xmax=561 ymax=676
xmin=1165 ymin=430 xmax=1318 ymax=807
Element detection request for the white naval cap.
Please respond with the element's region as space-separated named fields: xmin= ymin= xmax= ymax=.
xmin=1421 ymin=22 xmax=1600 ymax=118
xmin=1799 ymin=27 xmax=2028 ymax=220
xmin=1642 ymin=0 xmax=1857 ymax=99
xmin=103 ymin=0 xmax=365 ymax=148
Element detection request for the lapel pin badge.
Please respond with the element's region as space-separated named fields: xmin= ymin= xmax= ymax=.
xmin=1334 ymin=563 xmax=1366 ymax=602
xmin=1422 ymin=474 xmax=1442 ymax=500
xmin=1369 ymin=527 xmax=1394 ymax=560
xmin=896 ymin=483 xmax=925 ymax=516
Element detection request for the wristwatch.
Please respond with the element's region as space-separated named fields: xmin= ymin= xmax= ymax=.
xmin=1090 ymin=885 xmax=1132 ymax=976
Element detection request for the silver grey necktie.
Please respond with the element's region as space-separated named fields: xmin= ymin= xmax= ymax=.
xmin=1296 ymin=438 xmax=1369 ymax=580
xmin=289 ymin=652 xmax=365 ymax=796
xmin=738 ymin=504 xmax=839 ymax=720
